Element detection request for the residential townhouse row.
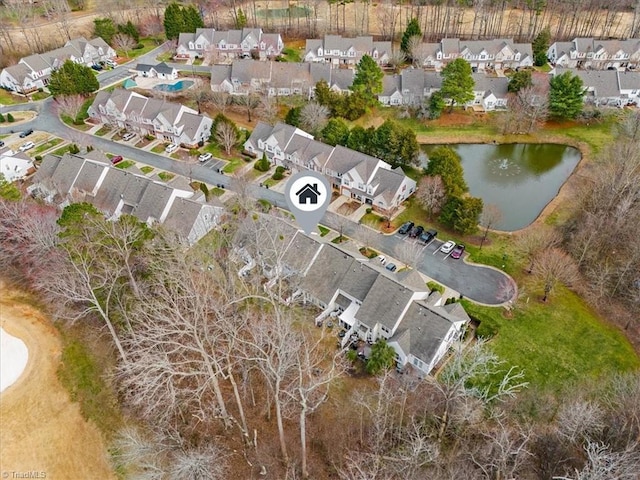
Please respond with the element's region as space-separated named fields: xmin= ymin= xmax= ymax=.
xmin=547 ymin=37 xmax=640 ymax=70
xmin=271 ymin=224 xmax=469 ymax=376
xmin=0 ymin=37 xmax=116 ymax=94
xmin=552 ymin=66 xmax=640 ymax=107
xmin=176 ymin=27 xmax=284 ymax=61
xmin=88 ymin=90 xmax=213 ymax=148
xmin=303 ymin=35 xmax=393 ymax=67
xmin=28 ymin=151 xmax=223 ymax=245
xmin=244 ymin=122 xmax=416 ymax=214
xmin=210 ymin=60 xmax=354 ymax=97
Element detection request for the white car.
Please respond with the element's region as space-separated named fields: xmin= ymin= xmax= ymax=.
xmin=440 ymin=240 xmax=456 ymax=254
xmin=165 ymin=143 xmax=179 ymax=154
xmin=198 ymin=152 xmax=212 ymax=162
xmin=122 ymin=132 xmax=136 ymax=141
xmin=19 ymin=141 xmax=35 ymax=152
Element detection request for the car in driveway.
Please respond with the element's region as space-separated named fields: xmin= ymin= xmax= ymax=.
xmin=409 ymin=225 xmax=424 ymax=238
xmin=198 ymin=152 xmax=213 ymax=162
xmin=0 ymin=140 xmax=4 ymax=148
xmin=122 ymin=132 xmax=136 ymax=141
xmin=165 ymin=143 xmax=179 ymax=154
xmin=440 ymin=240 xmax=456 ymax=254
xmin=91 ymin=64 xmax=103 ymax=71
xmin=419 ymin=228 xmax=438 ymax=244
xmin=398 ymin=221 xmax=414 ymax=235
xmin=450 ymin=244 xmax=465 ymax=259
xmin=19 ymin=141 xmax=35 ymax=152
xmin=385 ymin=263 xmax=397 ymax=272
xmin=19 ymin=129 xmax=34 ymax=138
xmin=110 ymin=155 xmax=124 ymax=165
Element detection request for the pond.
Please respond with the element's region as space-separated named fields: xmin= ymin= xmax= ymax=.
xmin=422 ymin=143 xmax=582 ymax=231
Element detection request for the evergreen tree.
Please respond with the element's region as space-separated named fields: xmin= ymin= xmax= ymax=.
xmin=351 ymin=54 xmax=383 ymax=106
xmin=401 ymin=17 xmax=422 ymax=57
xmin=336 ymin=91 xmax=368 ymax=120
xmin=118 ymin=20 xmax=140 ymax=43
xmin=254 ymin=152 xmax=271 ymax=172
xmin=94 ymin=18 xmax=117 ymax=44
xmin=163 ymin=2 xmax=185 ymax=40
xmin=285 ymin=106 xmax=302 ymax=127
xmin=0 ymin=173 xmax=21 ymax=201
xmin=549 ymin=71 xmax=585 ymax=119
xmin=321 ymin=118 xmax=350 ymax=146
xmin=184 ymin=4 xmax=204 ymax=32
xmin=6 ymin=113 xmax=14 ymax=122
xmin=365 ymin=340 xmax=397 ymax=375
xmin=440 ymin=58 xmax=475 ymax=111
xmin=439 ymin=196 xmax=484 ymax=235
xmin=48 ymin=61 xmax=99 ymax=96
xmin=346 ymin=125 xmax=368 ymax=152
xmin=424 ymin=146 xmax=468 ymax=198
xmin=428 ymin=91 xmax=446 ymax=119
xmin=235 ymin=7 xmax=248 ymax=29
xmin=532 ymin=27 xmax=551 ymax=67
xmin=508 ymin=69 xmax=533 ymax=93
xmin=0 ymin=113 xmax=5 ymax=122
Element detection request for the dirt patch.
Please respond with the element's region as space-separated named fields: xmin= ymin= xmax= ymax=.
xmin=0 ymin=284 xmax=116 ymax=480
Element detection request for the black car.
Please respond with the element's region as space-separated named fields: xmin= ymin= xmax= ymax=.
xmin=0 ymin=140 xmax=4 ymax=148
xmin=398 ymin=221 xmax=414 ymax=235
xmin=19 ymin=129 xmax=34 ymax=138
xmin=410 ymin=225 xmax=424 ymax=238
xmin=419 ymin=228 xmax=438 ymax=244
xmin=385 ymin=263 xmax=397 ymax=272
xmin=91 ymin=64 xmax=103 ymax=71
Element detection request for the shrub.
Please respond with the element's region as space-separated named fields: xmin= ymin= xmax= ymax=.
xmin=34 ymin=155 xmax=42 ymax=161
xmin=7 ymin=113 xmax=15 ymax=122
xmin=0 ymin=113 xmax=5 ymax=122
xmin=86 ymin=145 xmax=94 ymax=152
xmin=134 ymin=43 xmax=145 ymax=50
xmin=69 ymin=144 xmax=80 ymax=154
xmin=427 ymin=281 xmax=445 ymax=294
xmin=257 ymin=199 xmax=271 ymax=212
xmin=366 ymin=207 xmax=373 ymax=214
xmin=254 ymin=153 xmax=270 ymax=172
xmin=145 ymin=134 xmax=155 ymax=141
xmin=189 ymin=148 xmax=200 ymax=156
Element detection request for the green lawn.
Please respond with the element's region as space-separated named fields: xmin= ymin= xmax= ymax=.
xmin=463 ymin=288 xmax=640 ymax=391
xmin=158 ymin=171 xmax=175 ymax=181
xmin=211 ymin=187 xmax=225 ymax=197
xmin=280 ymin=47 xmax=302 ymax=62
xmin=51 ymin=145 xmax=73 ymax=156
xmin=94 ymin=126 xmax=113 ymax=137
xmin=222 ymin=157 xmax=244 ymax=173
xmin=33 ymin=138 xmax=63 ymax=154
xmin=140 ymin=166 xmax=154 ymax=174
xmin=114 ymin=160 xmax=135 ymax=169
xmin=31 ymin=91 xmax=50 ymax=101
xmin=0 ymin=89 xmax=21 ymax=105
xmin=156 ymin=51 xmax=173 ymax=62
xmin=318 ymin=225 xmax=330 ymax=237
xmin=117 ymin=38 xmax=159 ymax=60
xmin=151 ymin=144 xmax=166 ymax=153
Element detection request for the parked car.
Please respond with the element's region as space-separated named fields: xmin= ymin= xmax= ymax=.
xmin=450 ymin=244 xmax=466 ymax=259
xmin=122 ymin=132 xmax=136 ymax=141
xmin=110 ymin=155 xmax=123 ymax=165
xmin=409 ymin=225 xmax=424 ymax=238
xmin=440 ymin=240 xmax=456 ymax=254
xmin=19 ymin=141 xmax=35 ymax=152
xmin=419 ymin=228 xmax=438 ymax=244
xmin=0 ymin=140 xmax=4 ymax=148
xmin=398 ymin=221 xmax=414 ymax=235
xmin=91 ymin=64 xmax=103 ymax=71
xmin=385 ymin=263 xmax=397 ymax=272
xmin=105 ymin=59 xmax=117 ymax=68
xmin=198 ymin=152 xmax=212 ymax=162
xmin=19 ymin=129 xmax=34 ymax=138
xmin=165 ymin=143 xmax=179 ymax=154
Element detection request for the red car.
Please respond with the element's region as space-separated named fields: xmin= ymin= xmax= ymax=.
xmin=450 ymin=244 xmax=465 ymax=259
xmin=111 ymin=155 xmax=123 ymax=165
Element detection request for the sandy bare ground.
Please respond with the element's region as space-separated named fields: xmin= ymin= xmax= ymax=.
xmin=0 ymin=284 xmax=115 ymax=480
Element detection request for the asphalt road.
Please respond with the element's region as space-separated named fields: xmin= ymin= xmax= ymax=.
xmin=0 ymin=50 xmax=513 ymax=306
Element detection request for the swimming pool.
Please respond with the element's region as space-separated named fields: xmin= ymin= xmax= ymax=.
xmin=153 ymin=80 xmax=194 ymax=92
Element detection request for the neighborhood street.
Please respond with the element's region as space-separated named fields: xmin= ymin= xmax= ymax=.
xmin=0 ymin=51 xmax=513 ymax=306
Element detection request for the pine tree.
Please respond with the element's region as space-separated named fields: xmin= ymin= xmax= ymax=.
xmin=351 ymin=54 xmax=383 ymax=106
xmin=184 ymin=5 xmax=204 ymax=32
xmin=401 ymin=17 xmax=422 ymax=57
xmin=235 ymin=7 xmax=248 ymax=29
xmin=532 ymin=28 xmax=551 ymax=67
xmin=94 ymin=18 xmax=117 ymax=44
xmin=6 ymin=113 xmax=14 ymax=122
xmin=440 ymin=58 xmax=475 ymax=111
xmin=549 ymin=71 xmax=585 ymax=119
xmin=163 ymin=2 xmax=185 ymax=40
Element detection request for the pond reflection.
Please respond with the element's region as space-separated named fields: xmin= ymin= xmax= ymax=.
xmin=422 ymin=144 xmax=581 ymax=231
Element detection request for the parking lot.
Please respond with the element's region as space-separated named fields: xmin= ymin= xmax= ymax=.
xmin=200 ymin=157 xmax=226 ymax=173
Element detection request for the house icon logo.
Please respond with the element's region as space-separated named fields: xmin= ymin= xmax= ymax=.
xmin=295 ymin=183 xmax=320 ymax=205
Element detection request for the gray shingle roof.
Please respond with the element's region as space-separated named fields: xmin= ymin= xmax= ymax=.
xmin=301 ymin=244 xmax=354 ymax=304
xmin=472 ymin=74 xmax=508 ymax=96
xmin=210 ymin=64 xmax=233 ymax=86
xmin=617 ymin=70 xmax=640 ymax=90
xmin=281 ymin=230 xmax=323 ymax=274
xmin=356 ymin=274 xmax=415 ymax=330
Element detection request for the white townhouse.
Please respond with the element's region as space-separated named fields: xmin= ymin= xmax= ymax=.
xmin=263 ymin=229 xmax=469 ymax=376
xmin=548 ymin=37 xmax=640 ymax=70
xmin=210 ymin=60 xmax=354 ymax=97
xmin=0 ymin=150 xmax=35 ymax=183
xmin=466 ymin=74 xmax=509 ymax=111
xmin=133 ymin=62 xmax=178 ymax=80
xmin=303 ymin=35 xmax=392 ymax=67
xmin=0 ymin=37 xmax=116 ymax=94
xmin=245 ymin=122 xmax=416 ymax=214
xmin=417 ymin=38 xmax=533 ymax=71
xmin=378 ymin=69 xmax=443 ymax=106
xmin=176 ymin=27 xmax=283 ymax=61
xmin=88 ymin=90 xmax=212 ymax=147
xmin=552 ymin=66 xmax=640 ymax=107
xmin=28 ymin=152 xmax=223 ymax=246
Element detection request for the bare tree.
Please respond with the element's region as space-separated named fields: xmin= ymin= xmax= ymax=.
xmin=514 ymin=226 xmax=561 ymax=274
xmin=500 ymin=84 xmax=549 ymax=135
xmin=257 ymin=94 xmax=278 ymax=123
xmin=234 ymin=93 xmax=261 ymax=122
xmin=556 ymin=441 xmax=640 ymax=480
xmin=112 ymin=33 xmax=137 ymax=59
xmin=55 ymin=94 xmax=86 ymax=124
xmin=211 ymin=91 xmax=231 ymax=113
xmin=300 ymin=102 xmax=329 ymax=134
xmin=416 ymin=175 xmax=446 ymax=219
xmin=216 ymin=121 xmax=240 ymax=155
xmin=387 ymin=49 xmax=407 ymax=73
xmin=532 ymin=247 xmax=580 ymax=302
xmin=408 ymin=36 xmax=431 ymax=67
xmin=479 ymin=203 xmax=503 ymax=250
xmin=189 ymin=78 xmax=213 ymax=114
xmin=556 ymin=399 xmax=606 ymax=444
xmin=394 ymin=239 xmax=424 ymax=270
